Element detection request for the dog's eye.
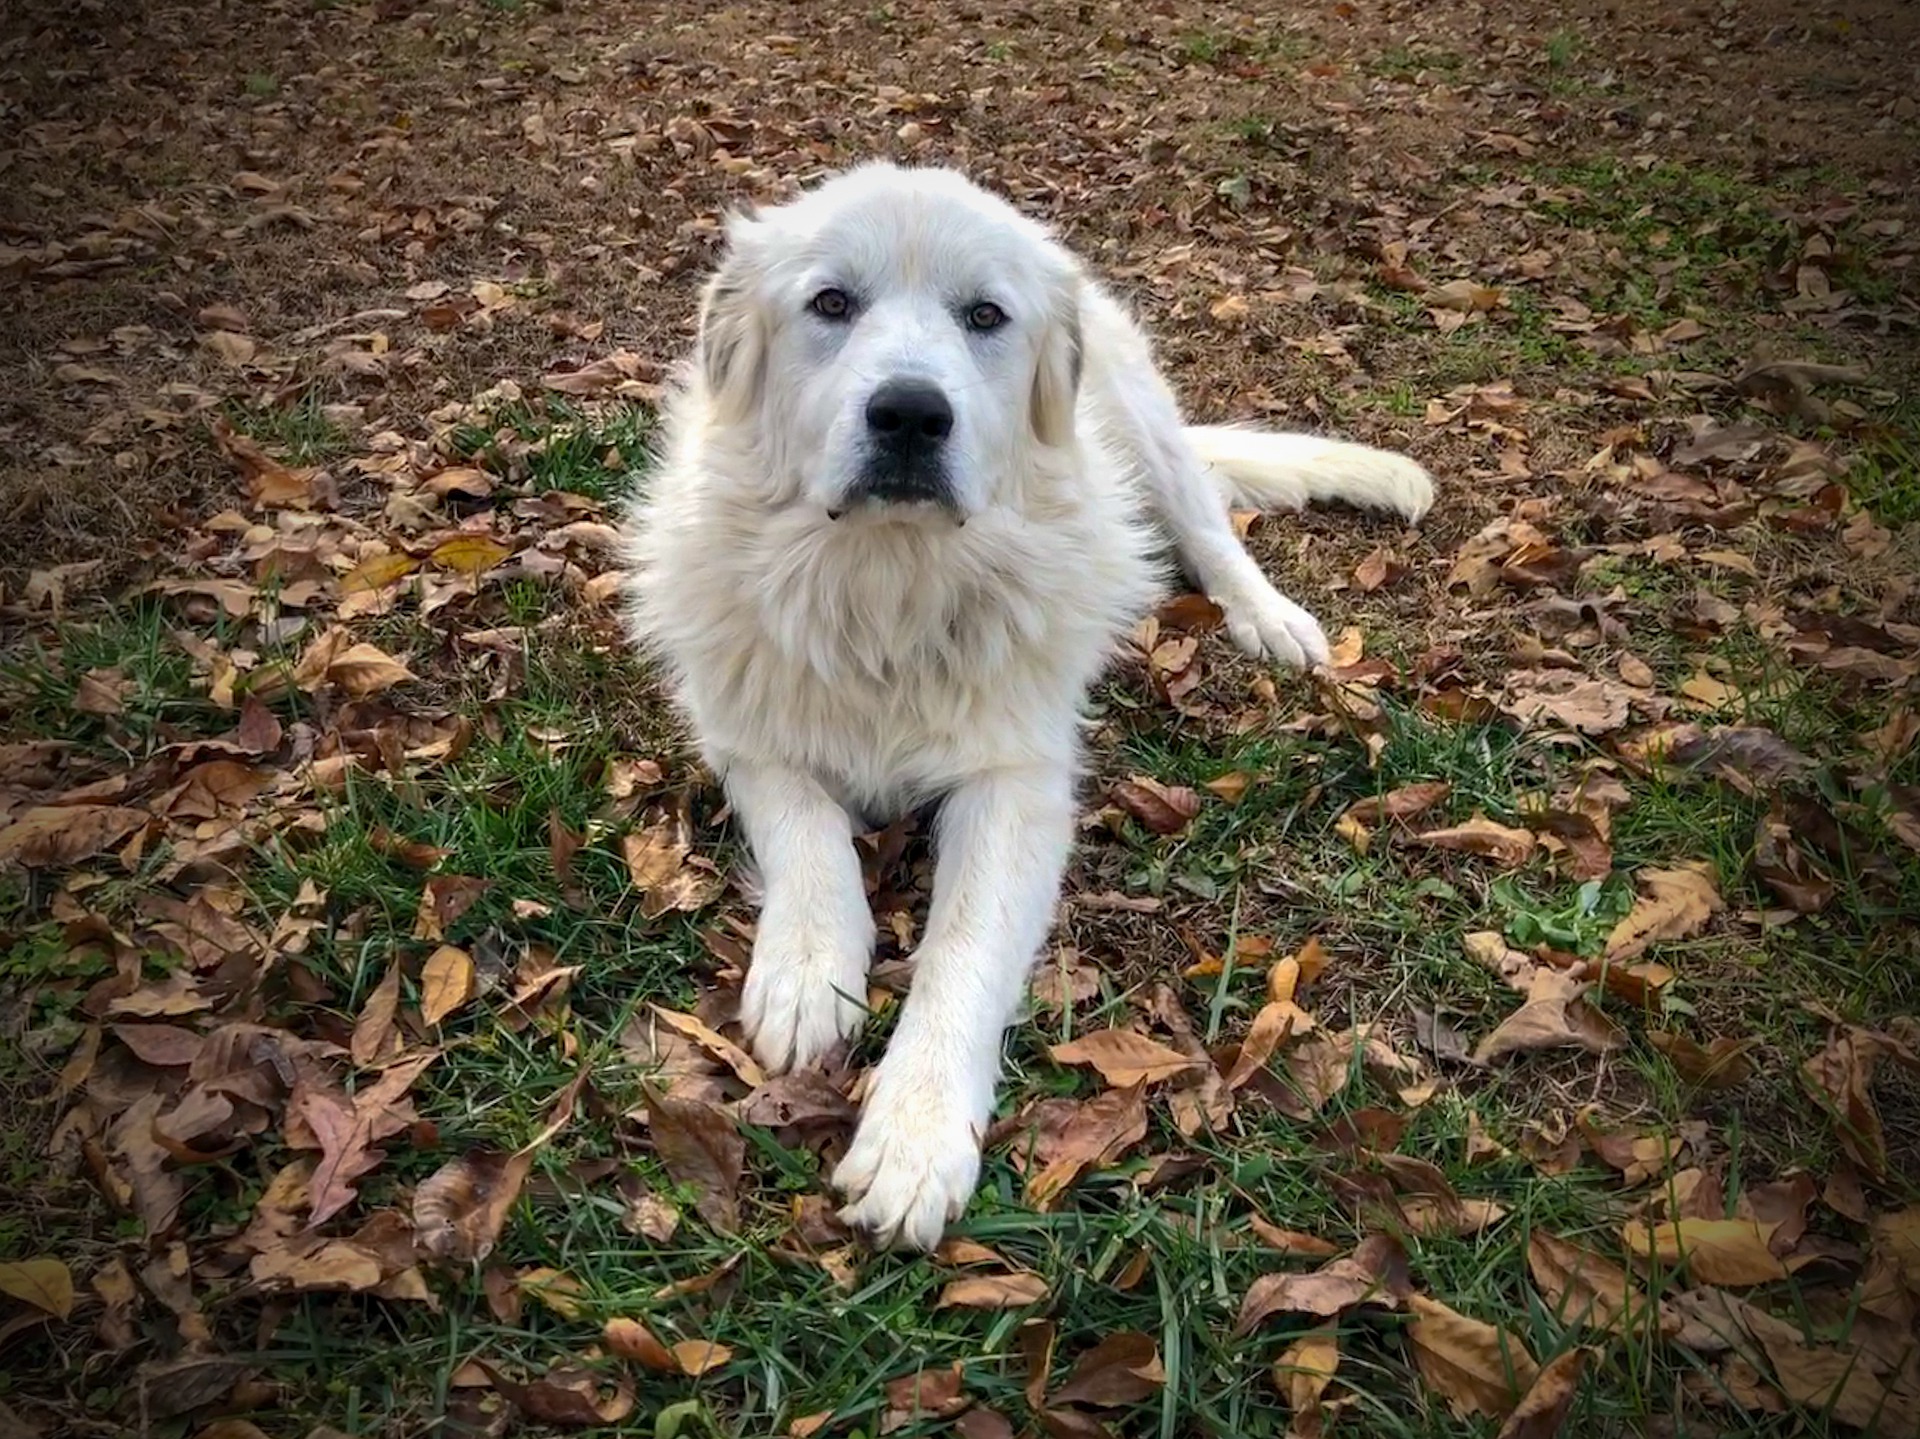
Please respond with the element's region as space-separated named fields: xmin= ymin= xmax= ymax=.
xmin=965 ymin=301 xmax=1007 ymax=332
xmin=809 ymin=288 xmax=852 ymax=321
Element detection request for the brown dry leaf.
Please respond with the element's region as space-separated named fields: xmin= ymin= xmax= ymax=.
xmin=1226 ymin=999 xmax=1313 ymax=1090
xmin=1204 ymin=771 xmax=1252 ymax=804
xmin=325 ymin=642 xmax=415 ymax=700
xmin=1049 ymin=1331 xmax=1166 ymax=1407
xmin=648 ymin=1005 xmax=766 ymax=1089
xmin=1023 ymin=1085 xmax=1149 ymax=1209
xmin=1648 ymin=1031 xmax=1756 ymax=1090
xmin=0 ymin=805 xmax=147 ymax=868
xmin=937 ymin=1272 xmax=1050 ymax=1309
xmin=412 ymin=874 xmax=491 ymax=941
xmin=349 ymin=963 xmax=404 ymax=1068
xmin=74 ymin=667 xmax=133 ymax=715
xmin=1049 ymin=1029 xmax=1199 ymax=1088
xmin=301 ymin=1054 xmax=435 ymax=1225
xmin=1273 ymin=1328 xmax=1339 ymax=1435
xmin=1249 ymin=1217 xmax=1343 ymax=1257
xmin=1495 ymin=1349 xmax=1587 ymax=1439
xmin=1604 ymin=863 xmax=1722 ymax=962
xmin=415 ymin=1073 xmax=584 ymax=1261
xmin=1501 ymin=672 xmax=1630 ymax=735
xmin=1800 ymin=1027 xmax=1890 ymax=1178
xmin=1527 ymin=1232 xmax=1659 ymax=1335
xmin=622 ymin=805 xmax=724 ymax=919
xmin=340 ymin=552 xmax=419 ymax=595
xmin=1411 ymin=815 xmax=1539 ymax=868
xmin=1235 ymin=1234 xmax=1412 ymax=1333
xmin=1110 ymin=775 xmax=1201 ymax=835
xmin=420 ymin=946 xmax=476 ymax=1026
xmin=884 ymin=1361 xmax=969 ymax=1423
xmin=1407 ymin=1294 xmax=1541 ymax=1421
xmin=1341 ymin=781 xmax=1453 ymax=829
xmin=670 ymin=1339 xmax=734 ymax=1377
xmin=1621 ymin=1218 xmax=1788 ymax=1285
xmin=0 ymin=1258 xmax=75 ymax=1319
xmin=480 ymin=1363 xmax=635 ymax=1428
xmin=1473 ymin=969 xmax=1624 ymax=1064
xmin=602 ymin=1316 xmax=676 ymax=1372
xmin=644 ymin=1086 xmax=743 ymax=1233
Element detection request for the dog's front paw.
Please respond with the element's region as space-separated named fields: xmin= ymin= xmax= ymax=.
xmin=1376 ymin=454 xmax=1436 ymax=524
xmin=1221 ymin=581 xmax=1331 ymax=669
xmin=833 ymin=1071 xmax=984 ymax=1251
xmin=740 ymin=903 xmax=874 ymax=1074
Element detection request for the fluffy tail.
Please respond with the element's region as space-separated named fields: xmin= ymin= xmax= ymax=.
xmin=1186 ymin=425 xmax=1435 ymax=523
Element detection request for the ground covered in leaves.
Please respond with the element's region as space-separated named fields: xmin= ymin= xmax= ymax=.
xmin=3 ymin=0 xmax=1919 ymax=1435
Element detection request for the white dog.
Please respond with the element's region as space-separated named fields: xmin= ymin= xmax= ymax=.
xmin=621 ymin=163 xmax=1433 ymax=1249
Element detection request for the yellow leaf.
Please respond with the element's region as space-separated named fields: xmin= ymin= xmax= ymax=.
xmin=341 ymin=552 xmax=419 ymax=595
xmin=1621 ymin=1218 xmax=1788 ymax=1285
xmin=671 ymin=1338 xmax=734 ymax=1376
xmin=420 ymin=945 xmax=476 ymax=1026
xmin=431 ymin=535 xmax=514 ymax=576
xmin=517 ymin=1266 xmax=587 ymax=1319
xmin=0 ymin=1257 xmax=75 ymax=1318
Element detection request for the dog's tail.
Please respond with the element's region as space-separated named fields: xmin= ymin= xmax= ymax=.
xmin=1185 ymin=426 xmax=1434 ymax=523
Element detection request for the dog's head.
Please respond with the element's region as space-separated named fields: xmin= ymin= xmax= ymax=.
xmin=694 ymin=163 xmax=1084 ymax=524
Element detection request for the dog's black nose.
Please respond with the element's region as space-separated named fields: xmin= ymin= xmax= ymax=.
xmin=865 ymin=380 xmax=953 ymax=444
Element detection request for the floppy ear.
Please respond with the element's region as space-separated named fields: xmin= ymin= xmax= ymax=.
xmin=1029 ymin=275 xmax=1083 ymax=447
xmin=696 ymin=215 xmax=768 ymax=424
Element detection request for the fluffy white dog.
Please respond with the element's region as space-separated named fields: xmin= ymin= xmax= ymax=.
xmin=622 ymin=163 xmax=1433 ymax=1249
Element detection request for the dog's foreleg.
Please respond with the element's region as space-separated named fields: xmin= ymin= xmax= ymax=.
xmin=834 ymin=764 xmax=1074 ymax=1249
xmin=729 ymin=762 xmax=876 ymax=1073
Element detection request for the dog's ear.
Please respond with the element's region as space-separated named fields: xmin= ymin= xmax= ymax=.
xmin=696 ymin=214 xmax=768 ymax=424
xmin=1029 ymin=274 xmax=1083 ymax=447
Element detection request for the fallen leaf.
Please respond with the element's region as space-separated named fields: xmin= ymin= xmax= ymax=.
xmin=622 ymin=804 xmax=724 ymax=918
xmin=1341 ymin=780 xmax=1453 ymax=829
xmin=420 ymin=945 xmax=476 ymax=1026
xmin=603 ymin=1316 xmax=676 ymax=1371
xmin=1411 ymin=815 xmax=1539 ymax=867
xmin=1049 ymin=1029 xmax=1199 ymax=1088
xmin=0 ymin=1258 xmax=75 ymax=1319
xmin=1800 ymin=1027 xmax=1889 ymax=1177
xmin=1473 ymin=969 xmax=1624 ymax=1063
xmin=431 ymin=535 xmax=515 ymax=575
xmin=885 ymin=1361 xmax=969 ymax=1422
xmin=645 ymin=1086 xmax=743 ymax=1233
xmin=340 ymin=552 xmax=418 ymax=595
xmin=1526 ymin=1232 xmax=1659 ymax=1334
xmin=937 ymin=1272 xmax=1050 ymax=1309
xmin=1621 ymin=1218 xmax=1788 ymax=1285
xmin=480 ymin=1363 xmax=634 ymax=1428
xmin=348 ymin=963 xmax=404 ymax=1067
xmin=0 ymin=805 xmax=147 ymax=868
xmin=1407 ymin=1294 xmax=1541 ymax=1421
xmin=1604 ymin=863 xmax=1722 ymax=961
xmin=1236 ymin=1234 xmax=1412 ymax=1332
xmin=1022 ymin=1085 xmax=1149 ymax=1208
xmin=648 ymin=1005 xmax=766 ymax=1089
xmin=1273 ymin=1328 xmax=1339 ymax=1433
xmin=74 ymin=667 xmax=133 ymax=715
xmin=1648 ymin=1031 xmax=1755 ymax=1090
xmin=1110 ymin=776 xmax=1201 ymax=835
xmin=670 ymin=1339 xmax=734 ymax=1376
xmin=1049 ymin=1331 xmax=1165 ymax=1407
xmin=1495 ymin=1348 xmax=1587 ymax=1439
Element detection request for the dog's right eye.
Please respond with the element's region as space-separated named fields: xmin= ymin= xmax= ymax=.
xmin=809 ymin=288 xmax=852 ymax=321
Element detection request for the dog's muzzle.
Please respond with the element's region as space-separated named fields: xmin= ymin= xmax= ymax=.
xmin=834 ymin=378 xmax=958 ymax=517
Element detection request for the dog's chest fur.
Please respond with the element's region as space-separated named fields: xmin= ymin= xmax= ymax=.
xmin=626 ymin=454 xmax=1162 ymax=811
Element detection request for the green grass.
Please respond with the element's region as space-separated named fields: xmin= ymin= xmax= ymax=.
xmin=452 ymin=398 xmax=654 ymax=502
xmin=225 ymin=393 xmax=352 ymax=464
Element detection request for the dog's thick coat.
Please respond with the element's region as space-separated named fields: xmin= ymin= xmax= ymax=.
xmin=623 ymin=163 xmax=1434 ymax=1247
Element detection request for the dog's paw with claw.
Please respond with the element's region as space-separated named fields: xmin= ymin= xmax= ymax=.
xmin=1370 ymin=454 xmax=1437 ymax=525
xmin=833 ymin=1069 xmax=984 ymax=1251
xmin=739 ymin=902 xmax=874 ymax=1074
xmin=1220 ymin=580 xmax=1331 ymax=669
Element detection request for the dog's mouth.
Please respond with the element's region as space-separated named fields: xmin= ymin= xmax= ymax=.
xmin=829 ymin=455 xmax=966 ymax=524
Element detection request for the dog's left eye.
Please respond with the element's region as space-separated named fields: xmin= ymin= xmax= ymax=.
xmin=810 ymin=288 xmax=852 ymax=321
xmin=965 ymin=301 xmax=1007 ymax=332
